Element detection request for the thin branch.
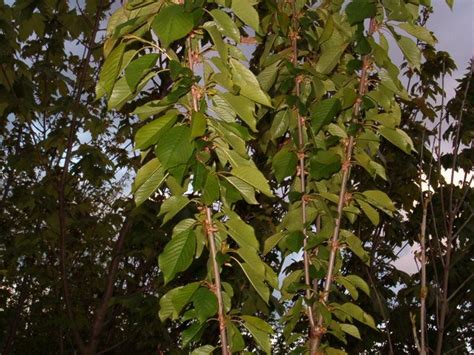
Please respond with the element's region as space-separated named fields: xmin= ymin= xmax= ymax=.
xmin=57 ymin=4 xmax=103 ymax=352
xmin=314 ymin=18 xmax=377 ymax=350
xmin=188 ymin=37 xmax=229 ymax=354
xmin=290 ymin=1 xmax=317 ymax=351
xmin=447 ymin=273 xmax=474 ymax=303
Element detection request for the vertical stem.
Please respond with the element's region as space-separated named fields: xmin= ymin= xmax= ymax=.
xmin=435 ymin=59 xmax=473 ymax=355
xmin=420 ymin=195 xmax=429 ymax=355
xmin=205 ymin=207 xmax=229 ymax=354
xmin=187 ymin=38 xmax=229 ymax=355
xmin=290 ymin=2 xmax=317 ymax=351
xmin=313 ymin=18 xmax=376 ymax=350
xmin=57 ymin=4 xmax=103 ymax=352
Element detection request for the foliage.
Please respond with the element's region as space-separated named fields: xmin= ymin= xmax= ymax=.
xmin=1 ymin=0 xmax=471 ymax=354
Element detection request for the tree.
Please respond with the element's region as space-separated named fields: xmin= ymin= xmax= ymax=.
xmin=1 ymin=0 xmax=469 ymax=354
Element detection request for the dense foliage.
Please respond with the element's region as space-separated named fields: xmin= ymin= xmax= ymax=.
xmin=0 ymin=0 xmax=471 ymax=354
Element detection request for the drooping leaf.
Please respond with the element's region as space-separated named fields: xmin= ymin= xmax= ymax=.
xmin=135 ymin=110 xmax=178 ymax=150
xmin=345 ymin=0 xmax=376 ymax=25
xmin=133 ymin=159 xmax=167 ymax=206
xmin=398 ymin=23 xmax=436 ymax=46
xmin=159 ymin=282 xmax=200 ymax=321
xmin=340 ymin=323 xmax=361 ymax=339
xmin=97 ymin=43 xmax=126 ymax=98
xmin=125 ymin=53 xmax=159 ymax=90
xmin=182 ymin=322 xmax=206 ymax=347
xmin=309 ymin=150 xmax=342 ymax=181
xmin=191 ymin=345 xmax=215 ymax=355
xmin=311 ymin=98 xmax=341 ymax=134
xmin=159 ymin=228 xmax=196 ymax=284
xmin=361 ymin=190 xmax=396 ymax=213
xmin=223 ymin=176 xmax=258 ymax=205
xmin=159 ymin=195 xmax=190 ymax=225
xmin=396 ymin=35 xmax=421 ymax=69
xmin=155 ymin=125 xmax=194 ymax=170
xmin=221 ymin=93 xmax=256 ymax=131
xmin=231 ymin=0 xmax=259 ymax=32
xmin=241 ymin=315 xmax=273 ymax=354
xmin=231 ymin=165 xmax=273 ymax=197
xmin=230 ymin=58 xmax=272 ymax=107
xmin=272 ymin=146 xmax=297 ymax=183
xmin=224 ymin=208 xmax=259 ymax=250
xmin=379 ymin=126 xmax=415 ymax=154
xmin=210 ymin=9 xmax=240 ymax=42
xmin=192 ymin=287 xmax=218 ymax=323
xmin=235 ymin=259 xmax=270 ymax=303
xmin=356 ymin=198 xmax=380 ymax=225
xmin=152 ymin=5 xmax=196 ymax=47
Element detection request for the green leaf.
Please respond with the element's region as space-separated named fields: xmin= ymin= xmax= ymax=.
xmin=221 ymin=93 xmax=256 ymax=132
xmin=361 ymin=190 xmax=395 ymax=212
xmin=191 ymin=111 xmax=207 ymax=138
xmin=223 ymin=176 xmax=258 ymax=205
xmin=235 ymin=259 xmax=269 ymax=303
xmin=338 ymin=302 xmax=376 ymax=329
xmin=224 ymin=208 xmax=259 ymax=250
xmin=345 ymin=0 xmax=376 ymax=25
xmin=191 ymin=345 xmax=215 ymax=355
xmin=155 ymin=125 xmax=194 ymax=170
xmin=159 ymin=282 xmax=200 ymax=321
xmin=356 ymin=199 xmax=380 ymax=225
xmin=263 ymin=232 xmax=285 ymax=255
xmin=235 ymin=248 xmax=265 ymax=277
xmin=133 ymin=159 xmax=166 ymax=206
xmin=152 ymin=5 xmax=195 ymax=47
xmin=133 ymin=101 xmax=171 ymax=120
xmin=230 ymin=58 xmax=272 ymax=107
xmin=345 ymin=275 xmax=370 ymax=296
xmin=241 ymin=316 xmax=273 ymax=354
xmin=309 ymin=150 xmax=342 ymax=181
xmin=159 ymin=195 xmax=190 ymax=225
xmin=326 ymin=347 xmax=347 ymax=355
xmin=182 ymin=322 xmax=206 ymax=347
xmin=340 ymin=323 xmax=361 ymax=339
xmin=327 ymin=123 xmax=348 ymax=138
xmin=311 ymin=98 xmax=341 ymax=134
xmin=396 ymin=35 xmax=421 ymax=69
xmin=231 ymin=165 xmax=273 ymax=197
xmin=272 ymin=146 xmax=297 ymax=183
xmin=192 ymin=287 xmax=218 ymax=323
xmin=379 ymin=126 xmax=414 ymax=154
xmin=231 ymin=0 xmax=259 ymax=32
xmin=125 ymin=53 xmax=159 ymax=91
xmin=315 ymin=42 xmax=348 ymax=74
xmin=159 ymin=228 xmax=196 ymax=284
xmin=210 ymin=9 xmax=240 ymax=42
xmin=135 ymin=111 xmax=178 ymax=150
xmin=97 ymin=43 xmax=126 ymax=98
xmin=398 ymin=23 xmax=436 ymax=46
xmin=258 ymin=60 xmax=281 ymax=92
xmin=343 ymin=231 xmax=369 ymax=264
xmin=228 ymin=322 xmax=245 ymax=352
xmin=270 ymin=109 xmax=290 ymax=140
xmin=107 ymin=76 xmax=132 ymax=110
xmin=203 ymin=171 xmax=220 ymax=205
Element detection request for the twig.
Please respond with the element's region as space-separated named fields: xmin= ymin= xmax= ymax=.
xmin=290 ymin=1 xmax=317 ymax=351
xmin=187 ymin=37 xmax=229 ymax=355
xmin=313 ymin=18 xmax=377 ymax=350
